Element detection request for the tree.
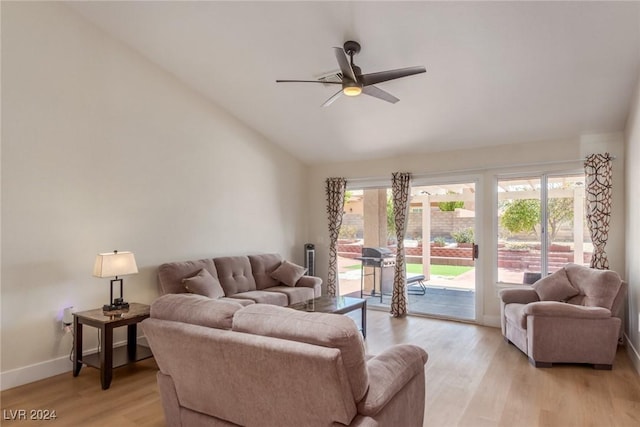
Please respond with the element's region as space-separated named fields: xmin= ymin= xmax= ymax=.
xmin=344 ymin=190 xmax=353 ymax=204
xmin=438 ymin=191 xmax=464 ymax=211
xmin=547 ymin=197 xmax=574 ymax=240
xmin=500 ymin=198 xmax=573 ymax=240
xmin=500 ymin=199 xmax=539 ymax=236
xmin=387 ymin=194 xmax=395 ymax=239
xmin=438 ymin=200 xmax=464 ymax=211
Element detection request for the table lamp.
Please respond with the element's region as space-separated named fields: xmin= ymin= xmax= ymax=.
xmin=93 ymin=250 xmax=138 ymax=312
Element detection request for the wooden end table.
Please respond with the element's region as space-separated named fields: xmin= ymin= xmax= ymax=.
xmin=73 ymin=303 xmax=152 ymax=389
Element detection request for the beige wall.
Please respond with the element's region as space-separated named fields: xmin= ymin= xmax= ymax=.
xmin=2 ymin=1 xmax=636 ymax=390
xmin=624 ymin=72 xmax=640 ymax=374
xmin=308 ymin=136 xmax=625 ymax=327
xmin=1 ymin=2 xmax=307 ymax=388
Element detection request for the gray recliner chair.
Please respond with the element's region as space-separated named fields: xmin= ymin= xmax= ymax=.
xmin=498 ymin=263 xmax=626 ymax=369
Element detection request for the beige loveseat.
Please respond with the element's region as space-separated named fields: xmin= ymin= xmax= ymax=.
xmin=157 ymin=253 xmax=321 ymax=306
xmin=498 ymin=263 xmax=626 ymax=369
xmin=143 ymin=294 xmax=428 ymax=427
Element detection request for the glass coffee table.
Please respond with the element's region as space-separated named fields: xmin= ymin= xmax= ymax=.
xmin=288 ymin=296 xmax=367 ymax=338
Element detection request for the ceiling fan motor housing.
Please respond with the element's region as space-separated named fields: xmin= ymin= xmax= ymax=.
xmin=343 ymin=40 xmax=361 ymax=56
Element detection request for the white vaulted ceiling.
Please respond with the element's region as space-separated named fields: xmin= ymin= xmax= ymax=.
xmin=69 ymin=1 xmax=640 ymax=164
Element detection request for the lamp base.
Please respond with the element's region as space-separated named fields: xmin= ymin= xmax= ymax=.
xmin=103 ymin=301 xmax=130 ymax=312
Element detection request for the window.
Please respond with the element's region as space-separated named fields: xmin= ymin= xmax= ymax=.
xmin=497 ymin=173 xmax=590 ymax=284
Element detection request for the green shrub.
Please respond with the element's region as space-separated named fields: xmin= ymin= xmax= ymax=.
xmin=505 ymin=242 xmax=531 ymax=251
xmin=339 ymin=225 xmax=358 ymax=239
xmin=451 ymin=228 xmax=474 ymax=243
xmin=433 ymin=237 xmax=447 ymax=247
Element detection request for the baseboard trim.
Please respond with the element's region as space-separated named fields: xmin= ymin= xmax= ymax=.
xmin=624 ymin=333 xmax=640 ymax=376
xmin=0 ymin=355 xmax=72 ymax=392
xmin=0 ymin=338 xmax=147 ymax=391
xmin=482 ymin=315 xmax=501 ymax=328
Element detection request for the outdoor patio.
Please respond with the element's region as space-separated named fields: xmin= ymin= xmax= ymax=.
xmin=337 ymin=254 xmax=551 ymax=321
xmin=338 ymin=256 xmax=476 ymax=320
xmin=343 ymin=287 xmax=476 ymax=320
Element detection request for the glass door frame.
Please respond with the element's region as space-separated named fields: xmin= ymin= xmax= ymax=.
xmin=410 ymin=174 xmax=483 ymax=323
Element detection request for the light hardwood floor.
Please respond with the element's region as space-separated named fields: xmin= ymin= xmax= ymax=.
xmin=2 ymin=310 xmax=639 ymax=426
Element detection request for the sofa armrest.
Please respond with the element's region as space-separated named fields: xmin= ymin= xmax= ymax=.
xmin=524 ymin=301 xmax=611 ymax=319
xmin=295 ymin=275 xmax=322 ymax=297
xmin=498 ymin=287 xmax=540 ymax=304
xmin=357 ymin=344 xmax=428 ymax=416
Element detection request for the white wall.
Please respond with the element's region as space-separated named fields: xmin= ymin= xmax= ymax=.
xmin=624 ymin=72 xmax=640 ymax=374
xmin=0 ymin=2 xmax=308 ymax=389
xmin=308 ymin=136 xmax=626 ymax=327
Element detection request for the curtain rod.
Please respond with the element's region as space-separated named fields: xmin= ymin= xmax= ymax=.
xmin=343 ymin=155 xmax=616 ymax=184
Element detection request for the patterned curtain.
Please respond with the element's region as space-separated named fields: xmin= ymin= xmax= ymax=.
xmin=326 ymin=178 xmax=347 ymax=296
xmin=390 ymin=172 xmax=411 ymax=317
xmin=584 ymin=153 xmax=613 ymax=270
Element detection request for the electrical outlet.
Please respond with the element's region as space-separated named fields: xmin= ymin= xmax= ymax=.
xmin=61 ymin=306 xmax=74 ymax=332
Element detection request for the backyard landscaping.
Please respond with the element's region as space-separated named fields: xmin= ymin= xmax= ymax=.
xmin=344 ymin=262 xmax=473 ymax=277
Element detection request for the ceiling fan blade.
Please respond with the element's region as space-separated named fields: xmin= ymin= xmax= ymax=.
xmin=322 ymin=89 xmax=343 ymax=107
xmin=360 ymin=66 xmax=426 ymax=87
xmin=276 ymin=79 xmax=342 ymax=84
xmin=362 ymin=85 xmax=400 ymax=104
xmin=333 ymin=47 xmax=357 ymax=83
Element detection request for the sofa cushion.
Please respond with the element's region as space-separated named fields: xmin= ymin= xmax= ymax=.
xmin=232 ymin=304 xmax=369 ymax=402
xmin=248 ymin=253 xmax=282 ymax=290
xmin=182 ymin=268 xmax=225 ymax=299
xmin=532 ymin=268 xmax=579 ymax=302
xmin=271 ymin=260 xmax=307 ymax=287
xmin=150 ymin=294 xmax=243 ymax=330
xmin=564 ymin=263 xmax=622 ymax=309
xmin=158 ymin=259 xmax=218 ymax=295
xmin=228 ymin=290 xmax=288 ymax=306
xmin=266 ymin=286 xmax=315 ymax=305
xmin=220 ymin=297 xmax=255 ymax=306
xmin=214 ymin=256 xmax=257 ymax=296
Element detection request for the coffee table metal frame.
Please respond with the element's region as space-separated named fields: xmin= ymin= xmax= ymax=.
xmin=288 ymin=295 xmax=367 ymax=338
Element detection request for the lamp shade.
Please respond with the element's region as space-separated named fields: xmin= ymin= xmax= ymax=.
xmin=93 ymin=251 xmax=138 ymax=278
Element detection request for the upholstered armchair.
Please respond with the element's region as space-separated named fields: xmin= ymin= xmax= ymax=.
xmin=498 ymin=263 xmax=626 ymax=369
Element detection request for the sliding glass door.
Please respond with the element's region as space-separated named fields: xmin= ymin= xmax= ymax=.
xmin=337 ymin=180 xmax=478 ymax=321
xmin=407 ymin=181 xmax=477 ymax=320
xmin=497 ymin=173 xmax=589 ymax=284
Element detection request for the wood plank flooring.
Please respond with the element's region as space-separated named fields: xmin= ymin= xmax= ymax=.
xmin=2 ymin=310 xmax=639 ymax=426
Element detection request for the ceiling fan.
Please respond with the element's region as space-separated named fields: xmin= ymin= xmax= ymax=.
xmin=276 ymin=41 xmax=426 ymax=107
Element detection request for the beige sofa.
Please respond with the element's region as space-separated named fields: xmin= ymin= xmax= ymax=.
xmin=143 ymin=294 xmax=428 ymax=427
xmin=498 ymin=263 xmax=626 ymax=369
xmin=158 ymin=253 xmax=321 ymax=306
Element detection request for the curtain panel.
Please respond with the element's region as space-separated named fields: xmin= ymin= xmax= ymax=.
xmin=325 ymin=178 xmax=347 ymax=296
xmin=584 ymin=153 xmax=613 ymax=270
xmin=391 ymin=172 xmax=411 ymax=317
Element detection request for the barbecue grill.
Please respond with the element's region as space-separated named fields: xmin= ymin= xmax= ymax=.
xmin=358 ymin=247 xmax=396 ymax=301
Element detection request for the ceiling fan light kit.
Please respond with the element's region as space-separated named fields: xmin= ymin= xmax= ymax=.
xmin=276 ymin=40 xmax=426 ymax=107
xmin=343 ymin=82 xmax=362 ymax=97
